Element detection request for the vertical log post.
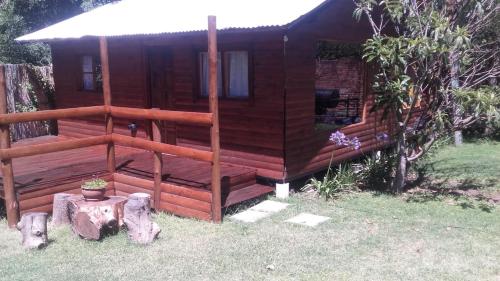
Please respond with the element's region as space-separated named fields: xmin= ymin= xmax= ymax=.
xmin=99 ymin=37 xmax=116 ymax=179
xmin=0 ymin=65 xmax=19 ymax=228
xmin=208 ymin=16 xmax=222 ymax=222
xmin=151 ymin=113 xmax=163 ymax=209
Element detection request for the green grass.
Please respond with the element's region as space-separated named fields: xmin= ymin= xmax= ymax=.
xmin=418 ymin=139 xmax=500 ymax=192
xmin=0 ymin=141 xmax=499 ymax=281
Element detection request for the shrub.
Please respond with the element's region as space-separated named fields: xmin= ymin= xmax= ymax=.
xmin=358 ymin=151 xmax=396 ymax=191
xmin=303 ymin=164 xmax=358 ymax=200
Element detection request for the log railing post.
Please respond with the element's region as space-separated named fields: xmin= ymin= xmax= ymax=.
xmin=99 ymin=37 xmax=116 ymax=178
xmin=208 ymin=16 xmax=222 ymax=222
xmin=151 ymin=112 xmax=163 ymax=210
xmin=0 ymin=65 xmax=19 ymax=227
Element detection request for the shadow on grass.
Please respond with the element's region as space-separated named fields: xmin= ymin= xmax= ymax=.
xmin=0 ymin=200 xmax=5 ymax=220
xmin=365 ymin=163 xmax=497 ymax=213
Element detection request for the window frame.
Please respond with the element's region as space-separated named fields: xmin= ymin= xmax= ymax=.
xmin=77 ymin=54 xmax=102 ymax=93
xmin=195 ymin=46 xmax=254 ymax=101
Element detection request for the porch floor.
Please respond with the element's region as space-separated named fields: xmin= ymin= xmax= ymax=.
xmin=0 ymin=135 xmax=273 ymax=219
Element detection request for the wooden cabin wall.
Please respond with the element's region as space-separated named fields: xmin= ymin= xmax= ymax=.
xmin=51 ymin=39 xmax=149 ymax=138
xmin=283 ymin=0 xmax=393 ymax=180
xmin=166 ymin=32 xmax=286 ymax=179
xmin=51 ymin=31 xmax=287 ymax=180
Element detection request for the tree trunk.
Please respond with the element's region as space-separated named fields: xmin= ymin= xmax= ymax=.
xmin=52 ymin=193 xmax=72 ymax=226
xmin=124 ymin=193 xmax=160 ymax=244
xmin=393 ymin=131 xmax=407 ymax=193
xmin=16 ymin=212 xmax=48 ymax=249
xmin=68 ymin=195 xmax=127 ymax=240
xmin=449 ymin=49 xmax=464 ymax=146
xmin=454 ymin=130 xmax=463 ymax=146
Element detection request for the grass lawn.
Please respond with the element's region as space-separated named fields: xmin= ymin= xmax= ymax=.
xmin=418 ymin=139 xmax=500 ymax=192
xmin=0 ymin=141 xmax=498 ymax=281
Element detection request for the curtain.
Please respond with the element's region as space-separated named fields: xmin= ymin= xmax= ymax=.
xmin=200 ymin=52 xmax=222 ymax=97
xmin=82 ymin=55 xmax=94 ymax=90
xmin=227 ymin=51 xmax=249 ymax=97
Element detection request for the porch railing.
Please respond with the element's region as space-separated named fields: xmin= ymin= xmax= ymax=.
xmin=0 ymin=16 xmax=221 ymax=227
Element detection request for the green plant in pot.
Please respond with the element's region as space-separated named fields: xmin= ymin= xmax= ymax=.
xmin=81 ymin=177 xmax=108 ymax=201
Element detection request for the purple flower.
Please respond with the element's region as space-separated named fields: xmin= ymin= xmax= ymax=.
xmin=351 ymin=137 xmax=361 ymax=150
xmin=329 ymin=131 xmax=347 ymax=144
xmin=329 ymin=131 xmax=361 ymax=150
xmin=376 ymin=132 xmax=389 ymax=142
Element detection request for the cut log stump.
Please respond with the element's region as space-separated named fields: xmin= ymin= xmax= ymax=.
xmin=52 ymin=193 xmax=72 ymax=226
xmin=124 ymin=193 xmax=160 ymax=244
xmin=68 ymin=195 xmax=127 ymax=240
xmin=16 ymin=212 xmax=48 ymax=249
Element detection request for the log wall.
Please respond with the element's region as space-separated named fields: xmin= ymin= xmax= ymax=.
xmin=51 ymin=31 xmax=286 ymax=180
xmin=18 ymin=173 xmax=113 ymax=215
xmin=49 ymin=1 xmax=398 ymax=182
xmin=114 ymin=172 xmax=213 ymax=221
xmin=283 ymin=0 xmax=393 ymax=180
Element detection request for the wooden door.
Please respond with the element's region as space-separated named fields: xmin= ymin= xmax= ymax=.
xmin=147 ymin=47 xmax=176 ymax=144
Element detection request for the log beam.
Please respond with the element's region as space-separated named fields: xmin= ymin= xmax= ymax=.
xmin=151 ymin=118 xmax=163 ymax=209
xmin=100 ymin=37 xmax=116 ymax=176
xmin=0 ymin=65 xmax=19 ymax=227
xmin=208 ymin=16 xmax=222 ymax=223
xmin=110 ymin=106 xmax=213 ymax=126
xmin=0 ymin=106 xmax=106 ymax=125
xmin=0 ymin=135 xmax=111 ymax=160
xmin=112 ymin=133 xmax=213 ymax=162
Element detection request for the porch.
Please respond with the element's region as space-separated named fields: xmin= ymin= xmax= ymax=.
xmin=0 ymin=135 xmax=273 ymax=221
xmin=0 ymin=22 xmax=277 ymax=227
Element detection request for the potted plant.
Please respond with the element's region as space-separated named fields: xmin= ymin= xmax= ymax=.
xmin=81 ymin=177 xmax=108 ymax=201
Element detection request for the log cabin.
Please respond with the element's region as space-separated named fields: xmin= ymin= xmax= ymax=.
xmin=1 ymin=0 xmax=393 ymax=225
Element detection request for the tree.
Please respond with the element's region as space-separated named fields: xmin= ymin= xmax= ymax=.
xmin=0 ymin=0 xmax=115 ymax=65
xmin=353 ymin=0 xmax=499 ymax=192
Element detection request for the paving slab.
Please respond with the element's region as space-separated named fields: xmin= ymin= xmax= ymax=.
xmin=231 ymin=200 xmax=290 ymax=223
xmin=231 ymin=209 xmax=271 ymax=223
xmin=285 ymin=213 xmax=330 ymax=227
xmin=249 ymin=200 xmax=290 ymax=213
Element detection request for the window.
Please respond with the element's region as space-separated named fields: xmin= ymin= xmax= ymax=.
xmin=80 ymin=55 xmax=102 ymax=91
xmin=314 ymin=41 xmax=364 ymax=130
xmin=199 ymin=50 xmax=249 ymax=98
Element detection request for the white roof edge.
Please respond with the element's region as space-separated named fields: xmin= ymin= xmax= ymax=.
xmin=16 ymin=0 xmax=328 ymax=42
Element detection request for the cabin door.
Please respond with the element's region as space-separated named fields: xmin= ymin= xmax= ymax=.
xmin=147 ymin=47 xmax=176 ymax=145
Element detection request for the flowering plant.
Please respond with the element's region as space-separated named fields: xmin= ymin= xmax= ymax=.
xmin=376 ymin=132 xmax=390 ymax=142
xmin=304 ymin=131 xmax=361 ymax=198
xmin=329 ymin=131 xmax=361 ymax=150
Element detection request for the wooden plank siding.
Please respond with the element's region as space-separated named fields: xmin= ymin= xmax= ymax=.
xmin=51 ymin=31 xmax=287 ymax=180
xmin=0 ymin=136 xmax=269 ymax=221
xmin=282 ymin=0 xmax=392 ymax=180
xmin=48 ymin=1 xmax=399 ymax=183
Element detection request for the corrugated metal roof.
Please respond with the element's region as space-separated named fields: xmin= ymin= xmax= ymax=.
xmin=16 ymin=0 xmax=327 ymax=42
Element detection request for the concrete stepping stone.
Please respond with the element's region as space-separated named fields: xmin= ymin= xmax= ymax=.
xmin=231 ymin=200 xmax=289 ymax=223
xmin=249 ymin=200 xmax=289 ymax=213
xmin=285 ymin=213 xmax=330 ymax=227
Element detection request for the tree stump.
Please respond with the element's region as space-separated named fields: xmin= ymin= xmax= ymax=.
xmin=52 ymin=193 xmax=72 ymax=226
xmin=124 ymin=193 xmax=160 ymax=244
xmin=67 ymin=195 xmax=127 ymax=240
xmin=16 ymin=212 xmax=48 ymax=249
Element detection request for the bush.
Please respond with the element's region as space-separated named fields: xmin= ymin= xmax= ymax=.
xmin=358 ymin=151 xmax=396 ymax=191
xmin=303 ymin=164 xmax=358 ymax=200
xmin=457 ymin=86 xmax=500 ymax=140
